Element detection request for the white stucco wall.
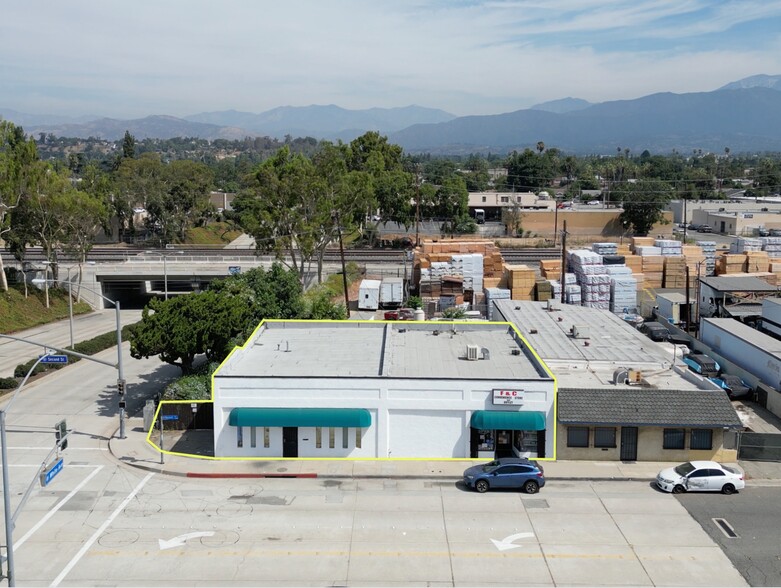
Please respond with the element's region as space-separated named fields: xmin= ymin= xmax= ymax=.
xmin=213 ymin=376 xmax=555 ymax=459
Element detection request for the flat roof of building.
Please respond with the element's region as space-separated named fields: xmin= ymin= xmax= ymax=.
xmin=216 ymin=320 xmax=550 ymax=381
xmin=493 ymin=300 xmax=701 ymax=390
xmin=700 ymin=276 xmax=779 ymax=293
xmin=703 ymin=318 xmax=781 ymax=357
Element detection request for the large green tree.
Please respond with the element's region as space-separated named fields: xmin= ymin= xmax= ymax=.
xmin=616 ymin=179 xmax=673 ymax=235
xmin=0 ymin=121 xmax=39 ymax=291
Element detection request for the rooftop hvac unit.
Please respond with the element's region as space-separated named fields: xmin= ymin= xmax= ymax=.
xmin=572 ymin=325 xmax=590 ymax=339
xmin=466 ymin=344 xmax=480 ymax=361
xmin=613 ymin=368 xmax=629 ymax=385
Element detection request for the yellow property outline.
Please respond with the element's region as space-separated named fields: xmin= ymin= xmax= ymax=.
xmin=146 ymin=318 xmax=558 ymax=462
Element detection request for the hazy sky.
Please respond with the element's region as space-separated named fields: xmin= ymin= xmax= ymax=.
xmin=3 ymin=0 xmax=781 ymax=119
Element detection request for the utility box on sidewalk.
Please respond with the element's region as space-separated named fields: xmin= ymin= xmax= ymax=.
xmin=143 ymin=399 xmax=156 ymax=432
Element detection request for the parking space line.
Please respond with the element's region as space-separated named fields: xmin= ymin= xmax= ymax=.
xmin=14 ymin=466 xmax=104 ymax=551
xmin=49 ymin=472 xmax=154 ymax=588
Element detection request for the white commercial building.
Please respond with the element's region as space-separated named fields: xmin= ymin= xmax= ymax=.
xmin=212 ymin=320 xmax=556 ymax=459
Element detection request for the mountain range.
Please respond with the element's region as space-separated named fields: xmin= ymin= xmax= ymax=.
xmin=2 ymin=74 xmax=781 ymax=154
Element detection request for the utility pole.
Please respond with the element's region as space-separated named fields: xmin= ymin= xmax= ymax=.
xmin=559 ymin=220 xmax=568 ymax=304
xmin=415 ymin=164 xmax=421 ymax=247
xmin=335 ymin=211 xmax=350 ymax=318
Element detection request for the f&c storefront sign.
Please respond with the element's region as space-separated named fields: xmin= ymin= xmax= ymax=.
xmin=492 ymin=389 xmax=524 ymax=405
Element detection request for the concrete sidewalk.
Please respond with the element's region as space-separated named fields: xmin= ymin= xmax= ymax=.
xmin=107 ymin=416 xmax=781 ymax=484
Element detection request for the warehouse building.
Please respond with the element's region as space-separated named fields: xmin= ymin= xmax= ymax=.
xmin=212 ymin=320 xmax=556 ymax=459
xmin=493 ymin=300 xmax=742 ymax=461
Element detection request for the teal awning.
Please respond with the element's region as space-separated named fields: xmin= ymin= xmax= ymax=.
xmin=470 ymin=410 xmax=546 ymax=431
xmin=229 ymin=408 xmax=371 ymax=428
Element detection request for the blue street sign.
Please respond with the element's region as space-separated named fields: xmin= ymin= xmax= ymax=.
xmin=41 ymin=458 xmax=64 ymax=487
xmin=40 ymin=355 xmax=68 ymax=364
xmin=161 ymin=414 xmax=179 ymax=421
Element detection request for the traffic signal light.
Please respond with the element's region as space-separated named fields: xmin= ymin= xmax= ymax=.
xmin=55 ymin=419 xmax=68 ymax=451
xmin=117 ymin=379 xmax=126 ymax=395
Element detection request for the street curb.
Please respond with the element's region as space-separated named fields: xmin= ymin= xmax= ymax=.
xmin=186 ymin=472 xmax=318 ymax=479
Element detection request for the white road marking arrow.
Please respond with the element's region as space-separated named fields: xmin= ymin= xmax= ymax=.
xmin=158 ymin=531 xmax=215 ymax=550
xmin=490 ymin=531 xmax=535 ymax=551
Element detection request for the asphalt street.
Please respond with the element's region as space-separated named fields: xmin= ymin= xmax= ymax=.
xmin=0 ymin=309 xmax=143 ymax=378
xmin=678 ymin=487 xmax=781 ymax=587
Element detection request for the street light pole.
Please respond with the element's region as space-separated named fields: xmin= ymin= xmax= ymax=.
xmin=164 ymin=255 xmax=168 ymax=301
xmin=67 ymin=269 xmax=74 ymax=349
xmin=32 ymin=278 xmax=126 ymax=439
xmin=2 ymin=353 xmax=51 ymax=586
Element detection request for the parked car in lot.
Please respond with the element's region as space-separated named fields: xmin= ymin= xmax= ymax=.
xmin=687 ymin=223 xmax=701 ymax=231
xmin=656 ymin=461 xmax=745 ymax=494
xmin=709 ymin=374 xmax=752 ymax=399
xmin=638 ymin=321 xmax=670 ymax=342
xmin=682 ymin=351 xmax=721 ymax=377
xmin=770 ymin=228 xmax=781 ymax=237
xmin=697 ymin=225 xmax=714 ymax=233
xmin=383 ymin=308 xmax=415 ymax=320
xmin=463 ymin=458 xmax=545 ymax=494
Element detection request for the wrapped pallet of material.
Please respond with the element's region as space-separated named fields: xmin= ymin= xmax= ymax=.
xmin=633 ymin=273 xmax=645 ymax=291
xmin=610 ymin=276 xmax=638 ymax=313
xmin=761 ymin=237 xmax=781 ymax=259
xmin=635 ymin=245 xmax=663 ymax=256
xmin=592 ymin=242 xmax=618 ymax=255
xmin=735 ymin=237 xmax=763 ymax=253
xmin=484 ymin=287 xmax=511 ymax=320
xmin=580 ymin=273 xmax=611 ymax=310
xmin=605 ymin=265 xmax=633 ymax=276
xmin=696 ymin=240 xmax=717 ymax=276
xmin=565 ymin=283 xmax=582 ymax=305
xmin=655 ymin=239 xmax=683 ymax=257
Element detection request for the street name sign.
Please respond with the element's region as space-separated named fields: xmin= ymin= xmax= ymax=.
xmin=41 ymin=458 xmax=64 ymax=487
xmin=161 ymin=414 xmax=179 ymax=421
xmin=40 ymin=355 xmax=68 ymax=364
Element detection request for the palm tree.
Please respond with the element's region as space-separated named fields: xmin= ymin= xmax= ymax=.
xmin=536 ymin=141 xmax=545 ymax=154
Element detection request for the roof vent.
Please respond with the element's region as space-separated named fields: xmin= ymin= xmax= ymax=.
xmin=546 ymin=299 xmax=558 ymax=311
xmin=511 ymin=348 xmax=521 ymax=356
xmin=481 ymin=347 xmax=490 ymax=360
xmin=466 ymin=344 xmax=479 ymax=361
xmin=572 ymin=325 xmax=590 ymax=339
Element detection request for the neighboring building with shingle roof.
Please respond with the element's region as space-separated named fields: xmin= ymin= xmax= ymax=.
xmin=493 ymin=300 xmax=742 ymax=462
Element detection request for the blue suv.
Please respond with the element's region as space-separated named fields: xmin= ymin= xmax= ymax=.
xmin=463 ymin=458 xmax=546 ymax=494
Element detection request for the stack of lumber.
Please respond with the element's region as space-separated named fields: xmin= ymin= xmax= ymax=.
xmin=663 ymin=256 xmax=687 ymax=288
xmin=623 ymin=255 xmax=643 ymax=273
xmin=413 ymin=239 xmax=505 ymax=293
xmin=504 ymin=264 xmax=536 ymax=301
xmin=441 ymin=276 xmax=464 ymax=297
xmin=539 ymin=259 xmax=562 ymax=279
xmin=631 ymin=236 xmax=656 ymax=252
xmin=716 ymin=253 xmax=748 ymax=275
xmin=746 ymin=251 xmax=770 ymax=273
xmin=535 ymin=279 xmax=553 ymax=302
xmin=641 ymin=255 xmax=664 ymax=288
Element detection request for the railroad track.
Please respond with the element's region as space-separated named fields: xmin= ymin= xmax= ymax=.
xmin=2 ymin=246 xmax=562 ymax=265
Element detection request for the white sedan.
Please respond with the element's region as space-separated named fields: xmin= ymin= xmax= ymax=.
xmin=656 ymin=460 xmax=745 ymax=495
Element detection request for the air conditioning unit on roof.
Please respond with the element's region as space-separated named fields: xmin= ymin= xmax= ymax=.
xmin=466 ymin=344 xmax=479 ymax=361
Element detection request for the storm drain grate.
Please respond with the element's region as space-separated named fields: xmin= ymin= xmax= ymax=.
xmin=523 ymin=499 xmax=549 ymax=509
xmin=713 ymin=518 xmax=739 ymax=538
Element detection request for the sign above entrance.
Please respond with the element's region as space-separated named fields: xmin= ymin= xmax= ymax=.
xmin=492 ymin=389 xmax=524 ymax=405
